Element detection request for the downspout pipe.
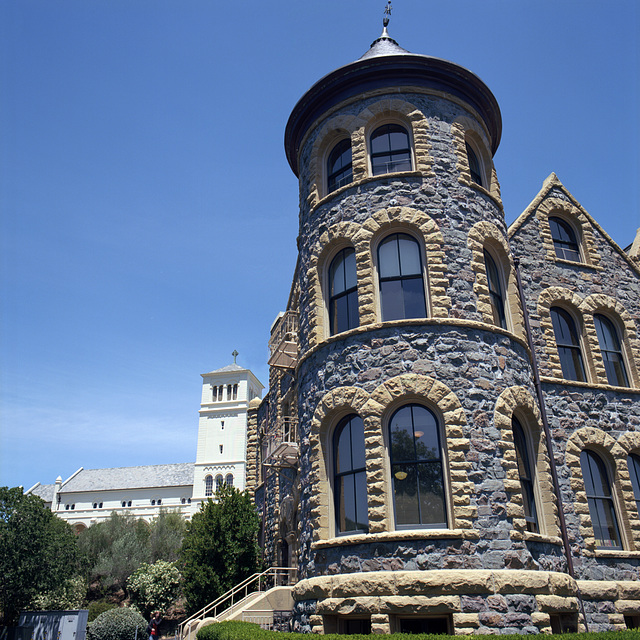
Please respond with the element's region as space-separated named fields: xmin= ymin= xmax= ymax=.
xmin=512 ymin=256 xmax=590 ymax=632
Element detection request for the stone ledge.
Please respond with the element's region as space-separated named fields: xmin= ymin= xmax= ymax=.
xmin=521 ymin=531 xmax=564 ymax=546
xmin=594 ymin=549 xmax=640 ymax=559
xmin=312 ymin=528 xmax=479 ymax=549
xmin=539 ymin=376 xmax=640 ymax=395
xmin=553 ymin=257 xmax=604 ymax=272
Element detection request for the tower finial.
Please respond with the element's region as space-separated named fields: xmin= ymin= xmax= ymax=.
xmin=232 ymin=349 xmax=239 ymax=364
xmin=383 ymin=1 xmax=392 ymax=28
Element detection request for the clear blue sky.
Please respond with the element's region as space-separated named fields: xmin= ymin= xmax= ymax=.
xmin=1 ymin=0 xmax=638 ymax=491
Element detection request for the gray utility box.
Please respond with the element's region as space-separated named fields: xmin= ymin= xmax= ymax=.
xmin=17 ymin=611 xmax=89 ymax=640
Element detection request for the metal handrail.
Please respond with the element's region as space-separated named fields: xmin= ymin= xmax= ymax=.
xmin=179 ymin=566 xmax=297 ymax=639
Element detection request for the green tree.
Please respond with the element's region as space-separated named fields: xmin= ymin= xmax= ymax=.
xmin=149 ymin=509 xmax=186 ymax=562
xmin=0 ymin=486 xmax=79 ymax=625
xmin=180 ymin=486 xmax=261 ymax=613
xmin=127 ymin=560 xmax=182 ymax=617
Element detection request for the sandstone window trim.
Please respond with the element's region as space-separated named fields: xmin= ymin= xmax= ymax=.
xmin=550 ymin=306 xmax=588 ymax=383
xmin=326 ymin=137 xmax=353 ymax=194
xmin=375 ymin=230 xmax=429 ymax=323
xmin=483 ymin=246 xmax=508 ymax=330
xmin=549 ymin=216 xmax=581 ymax=262
xmin=327 ymin=246 xmax=359 ymax=336
xmin=593 ymin=313 xmax=630 ymax=388
xmin=368 ymin=121 xmax=414 ymax=177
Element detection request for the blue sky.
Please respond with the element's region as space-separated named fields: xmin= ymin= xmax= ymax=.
xmin=1 ymin=0 xmax=638 ymax=491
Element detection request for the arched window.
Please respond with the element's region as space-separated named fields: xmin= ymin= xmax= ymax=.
xmin=550 ymin=307 xmax=586 ymax=382
xmin=594 ymin=314 xmax=629 ymax=387
xmin=327 ymin=139 xmax=353 ymax=193
xmin=628 ymin=453 xmax=640 ymax=516
xmin=378 ymin=233 xmax=427 ymax=321
xmin=549 ymin=217 xmax=580 ymax=262
xmin=389 ymin=404 xmax=447 ymax=528
xmin=333 ymin=415 xmax=368 ymax=534
xmin=215 ymin=474 xmax=223 ymax=492
xmin=329 ymin=247 xmax=358 ymax=335
xmin=512 ymin=417 xmax=538 ymax=533
xmin=205 ymin=475 xmax=213 ymax=497
xmin=465 ymin=141 xmax=483 ymax=186
xmin=370 ymin=124 xmax=412 ymax=176
xmin=580 ymin=449 xmax=622 ymax=549
xmin=484 ymin=249 xmax=507 ymax=329
xmin=226 ymin=473 xmax=234 ymax=487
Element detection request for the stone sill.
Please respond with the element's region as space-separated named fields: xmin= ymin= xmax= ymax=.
xmin=554 ymin=257 xmax=603 ymax=272
xmin=539 ymin=376 xmax=640 ymax=395
xmin=312 ymin=528 xmax=479 ymax=549
xmin=594 ymin=549 xmax=640 ymax=559
xmin=522 ymin=531 xmax=564 ymax=546
xmin=313 ymin=171 xmax=424 ymax=213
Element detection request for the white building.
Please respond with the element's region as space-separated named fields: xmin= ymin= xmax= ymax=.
xmin=27 ymin=360 xmax=263 ymax=531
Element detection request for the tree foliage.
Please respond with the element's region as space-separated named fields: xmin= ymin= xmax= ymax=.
xmin=180 ymin=486 xmax=261 ymax=614
xmin=149 ymin=510 xmax=186 ymax=562
xmin=87 ymin=607 xmax=147 ymax=640
xmin=0 ymin=486 xmax=79 ymax=625
xmin=127 ymin=560 xmax=182 ymax=618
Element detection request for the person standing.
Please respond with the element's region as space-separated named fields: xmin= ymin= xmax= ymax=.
xmin=147 ymin=611 xmax=162 ymax=640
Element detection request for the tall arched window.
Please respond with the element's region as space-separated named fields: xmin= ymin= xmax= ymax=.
xmin=627 ymin=453 xmax=640 ymax=516
xmin=333 ymin=414 xmax=368 ymax=534
xmin=550 ymin=307 xmax=586 ymax=382
xmin=370 ymin=124 xmax=412 ymax=176
xmin=389 ymin=404 xmax=447 ymax=528
xmin=512 ymin=417 xmax=538 ymax=533
xmin=215 ymin=474 xmax=223 ymax=492
xmin=205 ymin=475 xmax=213 ymax=497
xmin=465 ymin=141 xmax=483 ymax=186
xmin=329 ymin=247 xmax=358 ymax=335
xmin=484 ymin=249 xmax=507 ymax=329
xmin=549 ymin=217 xmax=580 ymax=262
xmin=327 ymin=139 xmax=353 ymax=193
xmin=225 ymin=473 xmax=234 ymax=487
xmin=594 ymin=314 xmax=629 ymax=387
xmin=378 ymin=233 xmax=427 ymax=322
xmin=580 ymin=449 xmax=622 ymax=549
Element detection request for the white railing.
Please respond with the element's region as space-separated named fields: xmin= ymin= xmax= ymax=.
xmin=179 ymin=567 xmax=297 ymax=639
xmin=241 ymin=610 xmax=293 ymax=631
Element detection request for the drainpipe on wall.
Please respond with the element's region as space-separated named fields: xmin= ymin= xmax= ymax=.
xmin=512 ymin=256 xmax=590 ymax=632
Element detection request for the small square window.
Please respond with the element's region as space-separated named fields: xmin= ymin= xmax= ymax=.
xmin=625 ymin=615 xmax=640 ymax=629
xmin=549 ymin=614 xmax=578 ymax=634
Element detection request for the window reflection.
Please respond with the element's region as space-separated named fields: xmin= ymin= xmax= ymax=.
xmin=329 ymin=248 xmax=359 ymax=335
xmin=594 ymin=314 xmax=629 ymax=387
xmin=550 ymin=307 xmax=586 ymax=382
xmin=549 ymin=217 xmax=580 ymax=262
xmin=370 ymin=124 xmax=412 ymax=176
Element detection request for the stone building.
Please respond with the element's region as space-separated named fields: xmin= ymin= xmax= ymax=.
xmin=246 ymin=22 xmax=640 ymax=635
xmin=29 ymin=360 xmax=263 ymax=531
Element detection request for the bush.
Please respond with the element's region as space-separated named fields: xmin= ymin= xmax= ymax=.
xmin=87 ymin=607 xmax=147 ymax=640
xmin=31 ymin=575 xmax=86 ymax=610
xmin=127 ymin=560 xmax=182 ymax=618
xmin=87 ymin=600 xmax=118 ymax=623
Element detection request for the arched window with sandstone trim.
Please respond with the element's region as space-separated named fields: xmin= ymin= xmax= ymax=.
xmin=378 ymin=233 xmax=427 ymax=322
xmin=594 ymin=313 xmax=629 ymax=387
xmin=333 ymin=414 xmax=368 ymax=534
xmin=465 ymin=141 xmax=483 ymax=186
xmin=327 ymin=138 xmax=353 ymax=193
xmin=549 ymin=216 xmax=581 ymax=262
xmin=580 ymin=449 xmax=622 ymax=549
xmin=484 ymin=248 xmax=507 ymax=329
xmin=204 ymin=475 xmax=213 ymax=497
xmin=370 ymin=124 xmax=412 ymax=176
xmin=628 ymin=453 xmax=640 ymax=516
xmin=550 ymin=307 xmax=587 ymax=382
xmin=329 ymin=247 xmax=358 ymax=335
xmin=389 ymin=404 xmax=447 ymax=529
xmin=512 ymin=416 xmax=538 ymax=533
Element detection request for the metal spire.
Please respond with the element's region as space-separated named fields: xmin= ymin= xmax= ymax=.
xmin=382 ymin=2 xmax=392 ymax=38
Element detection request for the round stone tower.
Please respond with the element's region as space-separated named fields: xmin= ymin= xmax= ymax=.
xmin=283 ymin=25 xmax=571 ymax=635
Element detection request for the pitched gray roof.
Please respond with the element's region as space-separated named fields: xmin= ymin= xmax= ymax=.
xmin=205 ymin=363 xmax=245 ymax=374
xmin=30 ymin=483 xmax=55 ymax=502
xmin=61 ymin=463 xmax=194 ymax=493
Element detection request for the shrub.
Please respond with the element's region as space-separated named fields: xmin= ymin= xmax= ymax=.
xmin=31 ymin=575 xmax=86 ymax=610
xmin=127 ymin=560 xmax=182 ymax=618
xmin=87 ymin=600 xmax=118 ymax=623
xmin=87 ymin=607 xmax=147 ymax=640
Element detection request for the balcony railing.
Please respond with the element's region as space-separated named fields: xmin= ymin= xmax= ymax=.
xmin=268 ymin=311 xmax=298 ymax=369
xmin=263 ymin=417 xmax=298 ymax=468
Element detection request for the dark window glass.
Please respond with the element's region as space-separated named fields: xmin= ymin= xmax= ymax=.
xmin=99 ymin=502 xmax=103 ymax=508
xmin=580 ymin=450 xmax=622 ymax=549
xmin=333 ymin=414 xmax=368 ymax=534
xmin=205 ymin=475 xmax=213 ymax=497
xmin=327 ymin=139 xmax=353 ymax=193
xmin=127 ymin=500 xmax=131 ymax=507
xmin=465 ymin=142 xmax=483 ymax=186
xmin=93 ymin=503 xmax=97 ymax=509
xmin=121 ymin=501 xmax=126 ymax=507
xmin=390 ymin=404 xmax=446 ymax=528
xmin=340 ymin=619 xmax=371 ymax=635
xmin=550 ymin=307 xmax=586 ymax=382
xmin=512 ymin=417 xmax=539 ymax=533
xmin=370 ymin=124 xmax=412 ymax=175
xmin=549 ymin=217 xmax=580 ymax=262
xmin=594 ymin=314 xmax=629 ymax=387
xmin=627 ymin=453 xmax=640 ymax=516
xmin=399 ymin=617 xmax=450 ymax=634
xmin=484 ymin=249 xmax=507 ymax=329
xmin=549 ymin=614 xmax=578 ymax=634
xmin=378 ymin=233 xmax=426 ymax=321
xmin=329 ymin=247 xmax=359 ymax=335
